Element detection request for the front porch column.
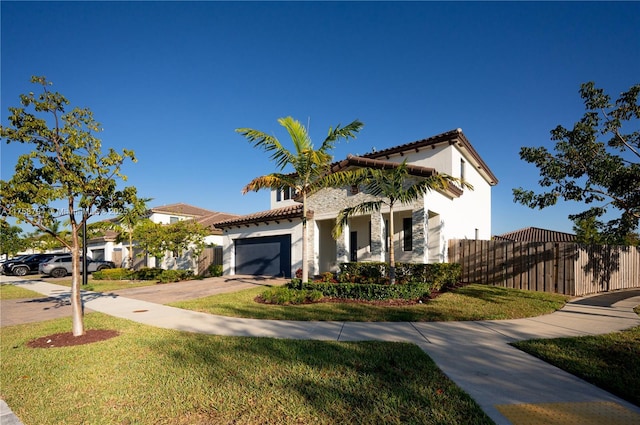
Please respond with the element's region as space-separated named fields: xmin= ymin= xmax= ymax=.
xmin=336 ymin=222 xmax=349 ymax=265
xmin=370 ymin=211 xmax=385 ymax=262
xmin=412 ymin=207 xmax=428 ymax=263
xmin=307 ymin=218 xmax=317 ymax=276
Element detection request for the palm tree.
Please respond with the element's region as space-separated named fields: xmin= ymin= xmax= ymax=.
xmin=113 ymin=197 xmax=151 ymax=268
xmin=327 ymin=160 xmax=471 ymax=284
xmin=237 ymin=116 xmax=364 ymax=282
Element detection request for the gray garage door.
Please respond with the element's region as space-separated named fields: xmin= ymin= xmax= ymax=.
xmin=234 ymin=235 xmax=292 ymax=278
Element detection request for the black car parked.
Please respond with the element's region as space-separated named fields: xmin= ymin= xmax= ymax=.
xmin=1 ymin=253 xmax=60 ymax=276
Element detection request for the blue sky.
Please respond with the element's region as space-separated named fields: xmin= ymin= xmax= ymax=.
xmin=2 ymin=1 xmax=639 ymax=236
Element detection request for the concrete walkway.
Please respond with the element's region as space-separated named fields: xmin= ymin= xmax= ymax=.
xmin=2 ymin=277 xmax=640 ymax=425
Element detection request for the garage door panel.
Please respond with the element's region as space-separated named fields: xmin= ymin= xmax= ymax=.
xmin=235 ymin=235 xmax=291 ymax=277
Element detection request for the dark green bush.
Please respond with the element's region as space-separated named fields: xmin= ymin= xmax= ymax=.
xmin=158 ymin=269 xmax=194 ymax=283
xmin=260 ymin=286 xmax=323 ymax=305
xmin=337 ymin=261 xmax=461 ymax=290
xmin=287 ymin=279 xmax=432 ymax=301
xmin=337 ymin=262 xmax=388 ymax=284
xmin=132 ymin=268 xmax=164 ymax=281
xmin=92 ymin=268 xmax=133 ymax=280
xmin=287 ymin=262 xmax=462 ymax=301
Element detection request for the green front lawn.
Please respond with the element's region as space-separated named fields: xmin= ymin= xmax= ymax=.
xmin=44 ymin=278 xmax=159 ymax=292
xmin=512 ymin=306 xmax=640 ymax=407
xmin=170 ymin=284 xmax=569 ymax=322
xmin=1 ymin=313 xmax=493 ymax=425
xmin=0 ymin=283 xmax=44 ymax=300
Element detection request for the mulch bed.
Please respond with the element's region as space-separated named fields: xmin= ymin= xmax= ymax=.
xmin=27 ymin=329 xmax=120 ymax=348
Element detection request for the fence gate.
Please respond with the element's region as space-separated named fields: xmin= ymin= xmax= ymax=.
xmin=198 ymin=246 xmax=223 ymax=275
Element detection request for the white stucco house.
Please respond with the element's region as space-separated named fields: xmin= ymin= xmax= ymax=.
xmin=85 ymin=203 xmax=237 ymax=270
xmin=215 ymin=129 xmax=498 ymax=278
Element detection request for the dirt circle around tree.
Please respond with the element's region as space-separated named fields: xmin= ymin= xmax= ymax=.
xmin=27 ymin=329 xmax=120 ymax=348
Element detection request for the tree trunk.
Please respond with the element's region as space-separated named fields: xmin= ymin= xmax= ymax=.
xmin=70 ymin=226 xmax=84 ymax=336
xmin=301 ymin=192 xmax=309 ymax=282
xmin=128 ymin=231 xmax=134 ymax=269
xmin=388 ymin=203 xmax=396 ymax=285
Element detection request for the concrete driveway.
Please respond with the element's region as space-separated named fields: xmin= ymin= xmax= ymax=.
xmin=0 ymin=275 xmax=286 ymax=327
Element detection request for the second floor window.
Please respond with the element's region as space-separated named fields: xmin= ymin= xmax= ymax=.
xmin=277 ymin=187 xmax=296 ymax=201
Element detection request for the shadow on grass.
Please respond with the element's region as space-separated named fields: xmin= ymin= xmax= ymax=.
xmin=149 ymin=332 xmax=493 ymax=424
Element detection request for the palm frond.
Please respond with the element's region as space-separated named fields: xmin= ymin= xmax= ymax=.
xmin=320 ymin=119 xmax=364 ymax=153
xmin=278 ymin=117 xmax=313 ymax=156
xmin=316 ymin=168 xmax=370 ymax=189
xmin=236 ymin=127 xmax=293 ymax=171
xmin=242 ymin=173 xmax=295 ymax=194
xmin=332 ymin=200 xmax=382 ymax=238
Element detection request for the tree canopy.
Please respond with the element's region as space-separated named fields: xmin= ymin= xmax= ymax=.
xmin=513 ymin=82 xmax=640 ymax=244
xmin=0 ymin=76 xmax=139 ymax=335
xmin=0 ymin=221 xmax=26 ymax=258
xmin=132 ymin=219 xmax=208 ymax=269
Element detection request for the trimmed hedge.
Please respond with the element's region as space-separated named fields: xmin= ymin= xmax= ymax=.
xmin=158 ymin=269 xmax=194 ymax=283
xmin=287 ymin=278 xmax=432 ymax=301
xmin=92 ymin=267 xmax=195 ymax=283
xmin=337 ymin=262 xmax=461 ymax=291
xmin=133 ymin=268 xmax=164 ymax=281
xmin=92 ymin=268 xmax=133 ymax=280
xmin=260 ymin=286 xmax=323 ymax=305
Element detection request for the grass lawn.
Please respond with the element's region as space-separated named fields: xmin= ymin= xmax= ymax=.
xmin=169 ymin=284 xmax=569 ymax=322
xmin=1 ymin=313 xmax=493 ymax=425
xmin=44 ymin=277 xmax=159 ymax=292
xmin=0 ymin=283 xmax=44 ymax=300
xmin=512 ymin=306 xmax=640 ymax=407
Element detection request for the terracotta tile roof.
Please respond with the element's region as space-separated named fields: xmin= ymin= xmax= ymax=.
xmin=493 ymin=227 xmax=577 ymax=242
xmin=331 ymin=155 xmax=437 ymax=177
xmin=150 ymin=203 xmax=218 ymax=218
xmin=214 ymin=204 xmax=309 ymax=228
xmin=87 ymin=230 xmax=119 ymax=243
xmin=362 ymin=128 xmax=499 ymax=185
xmin=196 ymin=212 xmax=241 ymax=233
xmin=330 ymin=155 xmax=463 ymax=198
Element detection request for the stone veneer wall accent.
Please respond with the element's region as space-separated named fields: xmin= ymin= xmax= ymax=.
xmin=411 ymin=206 xmax=427 ymax=263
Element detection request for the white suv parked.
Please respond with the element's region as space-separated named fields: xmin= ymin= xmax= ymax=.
xmin=39 ymin=255 xmax=116 ymax=278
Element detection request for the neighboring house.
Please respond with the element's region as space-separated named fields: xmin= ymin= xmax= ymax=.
xmin=87 ymin=203 xmax=238 ymax=271
xmin=493 ymin=227 xmax=577 ymax=243
xmin=215 ymin=128 xmax=498 ymax=278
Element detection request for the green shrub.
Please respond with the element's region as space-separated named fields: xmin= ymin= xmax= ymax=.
xmin=260 ymin=286 xmax=323 ymax=305
xmin=158 ymin=269 xmax=194 ymax=283
xmin=337 ymin=262 xmax=461 ymax=290
xmin=287 ymin=279 xmax=432 ymax=301
xmin=132 ymin=268 xmax=164 ymax=281
xmin=92 ymin=268 xmax=133 ymax=280
xmin=208 ymin=264 xmax=223 ymax=277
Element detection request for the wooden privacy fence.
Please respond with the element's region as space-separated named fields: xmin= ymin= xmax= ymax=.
xmin=197 ymin=246 xmax=223 ymax=275
xmin=448 ymin=240 xmax=640 ymax=296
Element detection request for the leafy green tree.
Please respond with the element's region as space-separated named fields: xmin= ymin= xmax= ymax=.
xmin=26 ymin=220 xmax=71 ymax=252
xmin=132 ymin=219 xmax=208 ymax=269
xmin=109 ymin=197 xmax=151 ymax=268
xmin=0 ymin=220 xmax=26 ymax=258
xmin=0 ymin=76 xmax=138 ymax=336
xmin=237 ymin=116 xmax=364 ymax=282
xmin=132 ymin=219 xmax=165 ymax=263
xmin=514 ymin=82 xmax=640 ymax=244
xmin=326 ymin=160 xmax=469 ymax=284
